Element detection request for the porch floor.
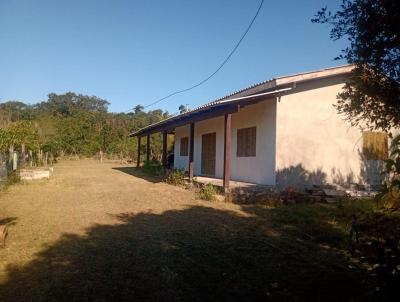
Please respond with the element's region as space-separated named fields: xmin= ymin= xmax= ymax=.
xmin=192 ymin=176 xmax=260 ymax=188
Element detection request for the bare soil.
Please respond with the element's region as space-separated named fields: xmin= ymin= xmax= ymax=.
xmin=0 ymin=159 xmax=374 ymax=301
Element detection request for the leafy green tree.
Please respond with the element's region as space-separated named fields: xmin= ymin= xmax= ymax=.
xmin=0 ymin=96 xmax=170 ymax=160
xmin=0 ymin=128 xmax=11 ymax=152
xmin=313 ymin=0 xmax=400 ymax=131
xmin=38 ymin=92 xmax=109 ymax=116
xmin=179 ymin=105 xmax=188 ymax=114
xmin=134 ymin=105 xmax=144 ymax=114
xmin=10 ymin=121 xmax=39 ymax=151
xmin=0 ymin=101 xmax=34 ymax=121
xmin=0 ymin=121 xmax=39 ymax=153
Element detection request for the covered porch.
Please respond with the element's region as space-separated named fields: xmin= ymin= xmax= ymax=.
xmin=130 ymin=87 xmax=291 ymax=191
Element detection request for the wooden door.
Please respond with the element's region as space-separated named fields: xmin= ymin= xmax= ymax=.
xmin=201 ymin=132 xmax=216 ymax=176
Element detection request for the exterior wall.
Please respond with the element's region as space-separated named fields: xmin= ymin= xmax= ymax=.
xmin=194 ymin=117 xmax=225 ymax=178
xmin=173 ymin=125 xmax=190 ymax=171
xmin=173 ymin=117 xmax=225 ymax=178
xmin=174 ymin=100 xmax=277 ymax=185
xmin=231 ymin=100 xmax=276 ymax=185
xmin=275 ymin=76 xmax=381 ymax=190
xmin=174 ymin=75 xmax=387 ymax=189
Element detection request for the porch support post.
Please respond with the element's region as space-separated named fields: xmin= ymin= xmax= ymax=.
xmin=223 ymin=113 xmax=231 ymax=191
xmin=146 ymin=135 xmax=150 ymax=163
xmin=162 ymin=131 xmax=168 ymax=167
xmin=188 ymin=123 xmax=195 ymax=182
xmin=137 ymin=136 xmax=141 ymax=168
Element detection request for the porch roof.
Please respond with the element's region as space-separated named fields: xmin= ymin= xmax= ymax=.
xmin=129 ymin=64 xmax=353 ymax=137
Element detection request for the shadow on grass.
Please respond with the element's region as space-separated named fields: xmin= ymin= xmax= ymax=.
xmin=244 ymin=204 xmax=349 ymax=248
xmin=0 ymin=217 xmax=17 ymax=226
xmin=0 ymin=205 xmax=373 ymax=302
xmin=112 ymin=166 xmax=163 ymax=183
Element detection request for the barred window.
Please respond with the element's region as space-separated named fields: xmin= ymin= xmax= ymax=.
xmin=362 ymin=131 xmax=388 ymax=160
xmin=237 ymin=127 xmax=256 ymax=157
xmin=180 ymin=137 xmax=189 ymax=156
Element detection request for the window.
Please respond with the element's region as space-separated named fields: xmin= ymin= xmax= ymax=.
xmin=180 ymin=137 xmax=189 ymax=156
xmin=362 ymin=131 xmax=388 ymax=160
xmin=237 ymin=127 xmax=256 ymax=157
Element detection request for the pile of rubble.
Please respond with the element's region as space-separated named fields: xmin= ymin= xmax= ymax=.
xmin=227 ymin=185 xmax=276 ymax=203
xmin=228 ymin=183 xmax=380 ymax=204
xmin=306 ymin=183 xmax=380 ymax=203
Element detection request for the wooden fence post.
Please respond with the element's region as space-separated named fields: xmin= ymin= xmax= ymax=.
xmin=21 ymin=143 xmax=26 ymax=166
xmin=29 ymin=150 xmax=33 ymax=167
xmin=12 ymin=152 xmax=18 ymax=171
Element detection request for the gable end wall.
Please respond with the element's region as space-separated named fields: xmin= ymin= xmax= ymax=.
xmin=275 ymin=76 xmax=382 ymax=190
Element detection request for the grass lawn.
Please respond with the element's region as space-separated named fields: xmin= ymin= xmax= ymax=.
xmin=0 ymin=160 xmax=383 ymax=301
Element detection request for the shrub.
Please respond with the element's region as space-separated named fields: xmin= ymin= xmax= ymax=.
xmin=198 ymin=183 xmax=218 ymax=201
xmin=336 ymin=198 xmax=400 ymax=300
xmin=0 ymin=170 xmax=20 ymax=191
xmin=349 ymin=209 xmax=399 ymax=299
xmin=165 ymin=169 xmax=186 ymax=186
xmin=375 ymin=134 xmax=400 ymax=210
xmin=142 ymin=160 xmax=165 ymax=177
xmin=7 ymin=170 xmax=20 ymax=185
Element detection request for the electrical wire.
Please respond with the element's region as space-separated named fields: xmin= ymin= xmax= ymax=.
xmin=126 ymin=0 xmax=264 ymax=112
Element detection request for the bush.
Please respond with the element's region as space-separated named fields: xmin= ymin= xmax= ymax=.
xmin=0 ymin=170 xmax=20 ymax=191
xmin=335 ymin=198 xmax=399 ymax=300
xmin=349 ymin=210 xmax=399 ymax=300
xmin=142 ymin=160 xmax=165 ymax=177
xmin=7 ymin=171 xmax=20 ymax=185
xmin=165 ymin=169 xmax=186 ymax=186
xmin=198 ymin=183 xmax=218 ymax=201
xmin=376 ymin=134 xmax=400 ymax=210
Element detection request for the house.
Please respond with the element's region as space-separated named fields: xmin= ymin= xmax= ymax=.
xmin=130 ymin=65 xmax=389 ymax=192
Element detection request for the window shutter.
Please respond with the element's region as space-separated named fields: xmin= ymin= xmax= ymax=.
xmin=180 ymin=137 xmax=189 ymax=156
xmin=237 ymin=127 xmax=256 ymax=157
xmin=362 ymin=131 xmax=388 ymax=160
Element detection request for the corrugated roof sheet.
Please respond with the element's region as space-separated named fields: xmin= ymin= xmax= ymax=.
xmin=130 ymin=64 xmax=353 ymax=136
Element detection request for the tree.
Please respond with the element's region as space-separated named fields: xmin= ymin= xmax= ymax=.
xmin=39 ymin=93 xmax=109 ymax=116
xmin=0 ymin=121 xmax=39 ymax=153
xmin=179 ymin=105 xmax=188 ymax=114
xmin=0 ymin=101 xmax=34 ymax=121
xmin=313 ymin=0 xmax=400 ymax=131
xmin=0 ymin=96 xmax=171 ymax=160
xmin=134 ymin=105 xmax=144 ymax=114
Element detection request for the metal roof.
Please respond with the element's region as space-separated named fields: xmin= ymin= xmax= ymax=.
xmin=130 ymin=64 xmax=353 ymax=137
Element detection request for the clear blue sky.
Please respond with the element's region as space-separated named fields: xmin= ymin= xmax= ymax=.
xmin=0 ymin=0 xmax=346 ymax=113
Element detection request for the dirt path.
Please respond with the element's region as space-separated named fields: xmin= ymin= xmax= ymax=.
xmin=0 ymin=160 xmax=372 ymax=301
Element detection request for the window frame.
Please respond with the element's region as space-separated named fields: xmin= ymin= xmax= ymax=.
xmin=180 ymin=136 xmax=189 ymax=156
xmin=237 ymin=126 xmax=257 ymax=157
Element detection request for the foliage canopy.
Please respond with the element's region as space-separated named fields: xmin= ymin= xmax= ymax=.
xmin=313 ymin=0 xmax=400 ymax=131
xmin=0 ymin=93 xmax=170 ymax=160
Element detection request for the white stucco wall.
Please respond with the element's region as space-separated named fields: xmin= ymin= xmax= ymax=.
xmin=174 ymin=100 xmax=277 ymax=185
xmin=231 ymin=100 xmax=276 ymax=185
xmin=193 ymin=116 xmax=225 ymax=178
xmin=173 ymin=125 xmax=190 ymax=171
xmin=275 ymin=76 xmax=378 ymax=190
xmin=174 ymin=75 xmax=389 ymax=190
xmin=172 ymin=117 xmax=226 ymax=179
